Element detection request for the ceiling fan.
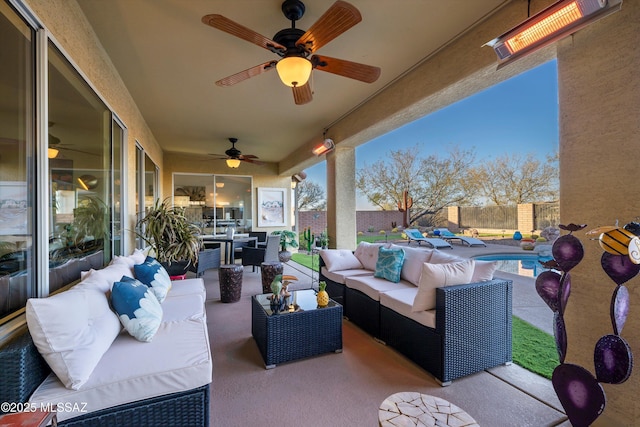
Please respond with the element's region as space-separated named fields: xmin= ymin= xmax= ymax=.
xmin=208 ymin=138 xmax=263 ymax=168
xmin=48 ymin=123 xmax=97 ymax=158
xmin=202 ymin=0 xmax=381 ymax=105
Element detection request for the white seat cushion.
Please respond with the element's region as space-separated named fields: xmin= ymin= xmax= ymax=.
xmin=29 ymin=317 xmax=212 ymax=422
xmin=380 ymin=287 xmax=436 ymax=329
xmin=345 ymin=275 xmax=414 ymax=301
xmin=320 ymin=267 xmax=372 ymax=284
xmin=161 ymin=293 xmax=206 ymax=322
xmin=166 ymin=278 xmax=206 ymax=299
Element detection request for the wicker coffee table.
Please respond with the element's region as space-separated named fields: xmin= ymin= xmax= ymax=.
xmin=251 ymin=289 xmax=343 ymax=368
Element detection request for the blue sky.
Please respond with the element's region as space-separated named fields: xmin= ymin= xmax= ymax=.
xmin=304 ymin=60 xmax=559 ymax=209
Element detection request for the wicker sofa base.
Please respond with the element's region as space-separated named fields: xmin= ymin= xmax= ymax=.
xmin=58 ymin=384 xmax=210 ymax=427
xmin=344 ymin=287 xmax=381 ymax=339
xmin=1 ymin=329 xmax=211 ymax=426
xmin=324 ymin=279 xmax=345 ymax=306
xmin=382 ymin=279 xmax=513 ymax=384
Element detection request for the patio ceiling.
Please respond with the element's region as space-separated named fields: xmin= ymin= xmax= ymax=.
xmin=77 ymin=0 xmax=511 ymax=170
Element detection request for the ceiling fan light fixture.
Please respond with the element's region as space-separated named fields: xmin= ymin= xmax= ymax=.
xmin=485 ymin=0 xmax=622 ymax=68
xmin=276 ymin=56 xmax=312 ymax=87
xmin=77 ymin=174 xmax=98 ymax=190
xmin=226 ymin=158 xmax=241 ymax=168
xmin=48 ymin=148 xmax=59 ymax=159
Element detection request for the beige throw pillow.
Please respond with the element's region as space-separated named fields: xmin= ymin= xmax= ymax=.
xmin=412 ymin=260 xmax=475 ymax=312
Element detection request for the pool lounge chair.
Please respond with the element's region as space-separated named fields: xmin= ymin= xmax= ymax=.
xmin=435 ymin=228 xmax=486 ymax=247
xmin=404 ymin=229 xmax=453 ymax=249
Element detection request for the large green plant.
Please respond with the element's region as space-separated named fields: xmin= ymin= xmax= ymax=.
xmin=72 ymin=196 xmax=109 ymax=244
xmin=136 ymin=198 xmax=201 ymax=265
xmin=271 ymin=230 xmax=298 ymax=252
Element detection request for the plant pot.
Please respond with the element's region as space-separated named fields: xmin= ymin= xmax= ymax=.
xmin=520 ymin=240 xmax=535 ymax=251
xmin=161 ymin=260 xmax=190 ymax=277
xmin=278 ymin=250 xmax=292 ymax=263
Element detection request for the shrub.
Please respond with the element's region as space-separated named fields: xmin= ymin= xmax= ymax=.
xmin=391 ymin=227 xmax=399 ymax=233
xmin=357 ymin=231 xmax=364 ymax=236
xmin=367 ymin=226 xmax=375 ymax=233
xmin=379 ymin=230 xmax=386 ymax=234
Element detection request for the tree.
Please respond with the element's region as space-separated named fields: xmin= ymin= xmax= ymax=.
xmin=468 ymin=152 xmax=558 ymax=205
xmin=296 ymin=180 xmax=326 ymax=211
xmin=356 ymin=145 xmax=476 ymax=227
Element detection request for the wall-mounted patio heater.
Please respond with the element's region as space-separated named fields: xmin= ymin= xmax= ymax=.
xmin=485 ymin=0 xmax=622 ymax=68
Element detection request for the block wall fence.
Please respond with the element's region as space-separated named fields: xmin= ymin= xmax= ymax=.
xmin=298 ymin=203 xmax=545 ymax=236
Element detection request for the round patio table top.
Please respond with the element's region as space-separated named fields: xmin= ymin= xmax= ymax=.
xmin=378 ymin=392 xmax=479 ymax=427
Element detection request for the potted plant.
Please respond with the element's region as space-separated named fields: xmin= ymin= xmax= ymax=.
xmin=136 ymin=198 xmax=202 ymax=276
xmin=271 ymin=230 xmax=298 ymax=262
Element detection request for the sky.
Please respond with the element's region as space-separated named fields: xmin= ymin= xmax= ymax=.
xmin=303 ymin=60 xmax=559 ymax=210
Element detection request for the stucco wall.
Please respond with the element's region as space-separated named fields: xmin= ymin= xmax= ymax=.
xmin=558 ymin=1 xmax=640 ymax=423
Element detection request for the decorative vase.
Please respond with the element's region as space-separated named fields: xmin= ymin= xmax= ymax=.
xmin=278 ymin=250 xmax=292 ymax=263
xmin=513 ymin=231 xmax=523 ymax=240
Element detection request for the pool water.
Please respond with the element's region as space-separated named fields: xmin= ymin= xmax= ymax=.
xmin=473 ymin=253 xmax=554 ymax=278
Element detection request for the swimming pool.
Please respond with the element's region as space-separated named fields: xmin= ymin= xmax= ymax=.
xmin=472 ymin=253 xmax=554 ymax=278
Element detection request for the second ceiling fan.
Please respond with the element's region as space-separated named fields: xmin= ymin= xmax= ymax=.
xmin=202 ymin=0 xmax=381 ymax=105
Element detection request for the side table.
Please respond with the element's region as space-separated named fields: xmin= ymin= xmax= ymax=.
xmin=260 ymin=261 xmax=283 ymax=294
xmin=218 ymin=264 xmax=243 ymax=303
xmin=0 ymin=410 xmax=57 ymax=427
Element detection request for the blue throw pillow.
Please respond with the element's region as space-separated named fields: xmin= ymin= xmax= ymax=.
xmin=111 ymin=277 xmax=162 ymax=342
xmin=374 ymin=247 xmax=405 ymax=283
xmin=133 ymin=256 xmax=172 ymax=303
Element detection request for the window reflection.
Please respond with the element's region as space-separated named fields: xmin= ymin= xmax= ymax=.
xmin=48 ymin=43 xmax=111 ymax=293
xmin=173 ymin=174 xmax=252 ymax=234
xmin=0 ymin=3 xmax=34 ymax=321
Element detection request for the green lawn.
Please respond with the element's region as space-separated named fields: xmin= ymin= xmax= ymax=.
xmin=289 ymin=253 xmax=558 ymax=379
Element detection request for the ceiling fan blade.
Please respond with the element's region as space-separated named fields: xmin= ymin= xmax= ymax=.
xmin=312 ymin=55 xmax=380 ymax=83
xmin=296 ymin=1 xmax=361 ymax=54
xmin=292 ymin=83 xmax=313 ymax=105
xmin=202 ymin=14 xmax=286 ymax=53
xmin=215 ymin=61 xmax=277 ymax=87
xmin=241 ymin=157 xmax=265 ymax=166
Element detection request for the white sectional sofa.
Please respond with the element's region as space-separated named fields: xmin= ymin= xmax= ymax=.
xmin=0 ymin=250 xmax=212 ymax=426
xmin=319 ymin=242 xmax=513 ymax=385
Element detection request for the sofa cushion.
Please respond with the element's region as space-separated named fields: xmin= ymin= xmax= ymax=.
xmin=166 ymin=277 xmax=206 ymax=299
xmin=321 ymin=267 xmax=372 ymax=284
xmin=345 ymin=275 xmax=414 ymax=301
xmin=110 ymin=248 xmax=146 ymax=268
xmin=111 ymin=278 xmax=163 ymax=342
xmin=380 ymin=287 xmax=437 ymax=329
xmin=25 ymin=289 xmax=121 ymax=390
xmin=471 ymin=260 xmax=499 ymax=282
xmin=319 ymin=249 xmax=363 ymax=272
xmin=429 ymin=250 xmax=465 ymax=264
xmin=133 ymin=256 xmax=172 ymax=302
xmin=391 ymin=244 xmax=434 ymax=285
xmin=75 ymin=263 xmax=132 ymax=294
xmin=354 ymin=241 xmax=388 ymax=271
xmin=374 ymin=246 xmax=405 ymax=283
xmin=29 ymin=316 xmax=212 ymax=422
xmin=412 ymin=260 xmax=475 ymax=312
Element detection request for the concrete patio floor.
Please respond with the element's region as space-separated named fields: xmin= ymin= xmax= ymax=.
xmin=205 ymin=239 xmax=570 ymax=426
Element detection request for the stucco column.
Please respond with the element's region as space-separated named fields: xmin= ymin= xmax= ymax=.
xmin=326 ymin=147 xmax=356 ymax=250
xmin=558 ymin=2 xmax=639 ymax=424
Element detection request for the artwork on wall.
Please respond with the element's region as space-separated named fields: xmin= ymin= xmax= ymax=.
xmin=0 ymin=181 xmax=28 ymax=235
xmin=257 ymin=187 xmax=286 ymax=227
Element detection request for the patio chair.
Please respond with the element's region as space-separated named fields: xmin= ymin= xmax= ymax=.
xmin=404 ymin=229 xmax=453 ymax=249
xmin=249 ymin=231 xmax=267 ymax=248
xmin=435 ymin=228 xmax=486 ymax=247
xmin=241 ymin=234 xmax=280 ymax=272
